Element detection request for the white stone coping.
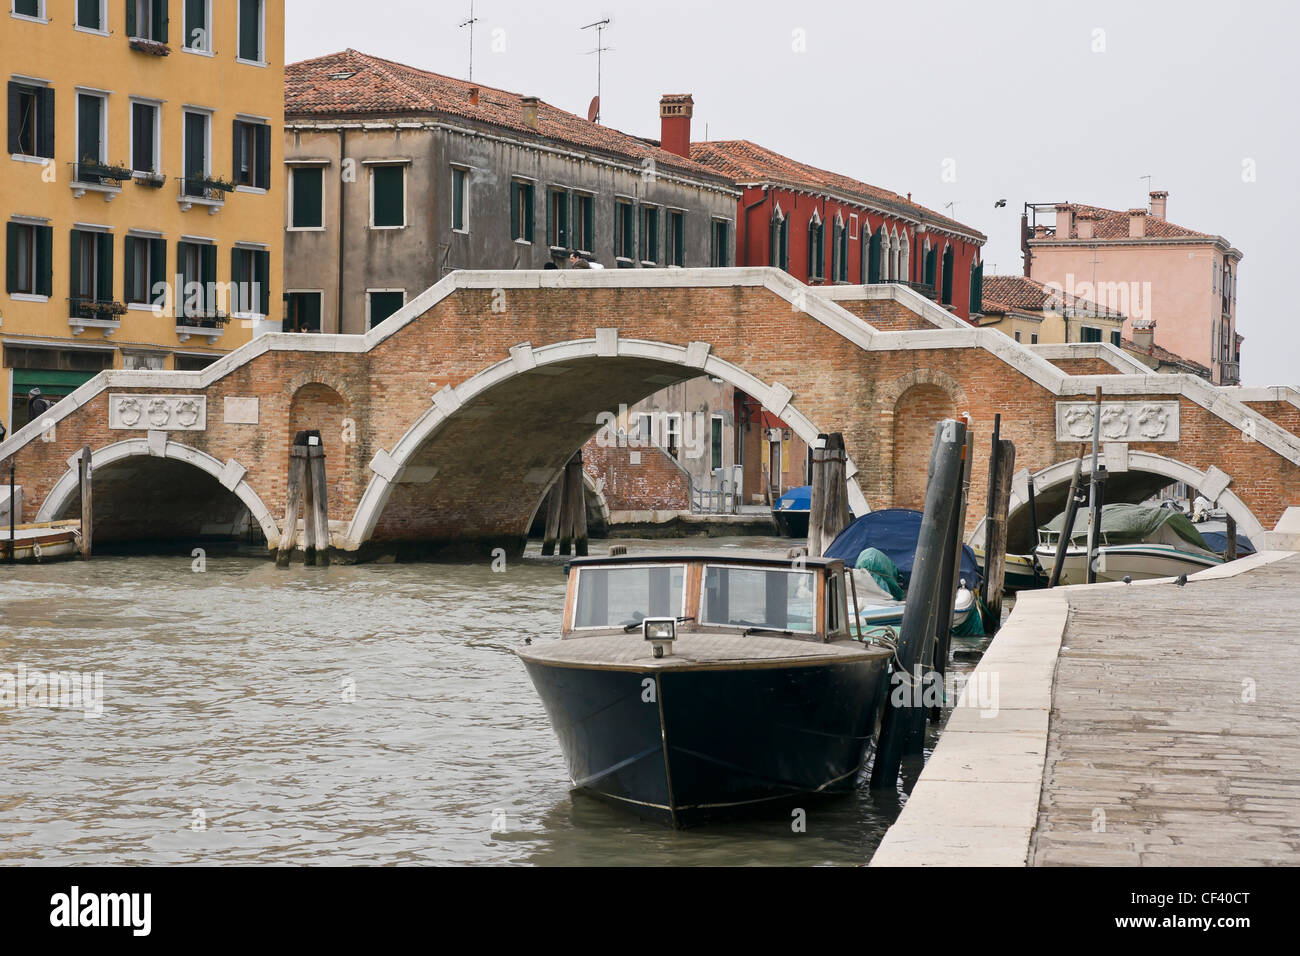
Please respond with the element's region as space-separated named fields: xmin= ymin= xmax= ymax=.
xmin=1029 ymin=342 xmax=1153 ymax=374
xmin=2 ymin=267 xmax=1298 ymax=484
xmin=869 ymin=549 xmax=1296 ymax=867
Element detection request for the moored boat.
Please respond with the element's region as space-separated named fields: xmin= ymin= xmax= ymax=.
xmin=971 ymin=547 xmax=1044 ymax=593
xmin=1035 ymin=503 xmax=1223 ymax=585
xmin=0 ymin=520 xmax=82 ymax=563
xmin=517 ymin=550 xmax=893 ymax=827
xmin=772 ymin=485 xmax=811 ymax=537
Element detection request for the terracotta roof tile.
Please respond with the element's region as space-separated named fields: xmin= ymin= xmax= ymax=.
xmin=981 ymin=274 xmax=1125 ymax=319
xmin=1053 ymin=203 xmax=1211 ymax=241
xmin=689 ymin=140 xmax=985 ymax=241
xmin=1121 ymin=337 xmax=1210 ymax=376
xmin=285 ymin=50 xmax=730 ymax=183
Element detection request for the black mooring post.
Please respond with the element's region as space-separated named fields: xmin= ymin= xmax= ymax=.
xmin=1085 ymin=465 xmax=1108 ymax=584
xmin=1026 ymin=475 xmax=1042 ymax=585
xmin=871 ymin=418 xmax=965 ymax=789
xmin=6 ymin=457 xmax=14 ymax=565
xmin=1048 ymin=446 xmax=1087 ymax=588
xmin=980 ymin=414 xmax=1001 ymax=609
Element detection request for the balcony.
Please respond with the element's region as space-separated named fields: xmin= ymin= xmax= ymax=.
xmin=1219 ymin=361 xmax=1241 ymax=385
xmin=69 ymin=159 xmax=131 ymax=200
xmin=128 ymin=37 xmax=171 ymax=56
xmin=175 ymin=312 xmax=231 ymax=345
xmin=177 ymin=174 xmax=235 ymax=214
xmin=869 ymin=277 xmax=937 ymax=299
xmin=68 ymin=297 xmax=126 ymax=336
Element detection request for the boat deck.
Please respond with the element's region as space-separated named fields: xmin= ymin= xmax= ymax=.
xmin=519 ymin=632 xmax=889 ymax=671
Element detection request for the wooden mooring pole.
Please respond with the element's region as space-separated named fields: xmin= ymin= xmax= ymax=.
xmin=1085 ymin=464 xmax=1108 ymax=584
xmin=807 ymin=433 xmax=849 ymax=558
xmin=307 ymin=432 xmax=331 ymax=566
xmin=1048 ymin=445 xmax=1087 ymax=588
xmin=1225 ymin=513 xmax=1238 ymax=561
xmin=930 ymin=426 xmax=975 ymax=721
xmin=568 ymin=450 xmax=589 ymax=558
xmin=872 ymin=418 xmax=966 ymax=787
xmin=979 ymin=414 xmax=1002 ymax=611
xmin=7 ymin=456 xmax=16 ymax=565
xmin=276 ymin=434 xmax=309 ymax=569
xmin=78 ymin=444 xmax=93 ymax=560
xmin=983 ymin=438 xmax=1016 ymax=630
xmin=540 ymin=480 xmax=563 ymax=557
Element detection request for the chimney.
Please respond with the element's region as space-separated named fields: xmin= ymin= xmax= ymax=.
xmin=521 ymin=96 xmax=539 ymax=131
xmin=1076 ymin=212 xmax=1095 ymax=240
xmin=468 ymin=86 xmax=480 ymax=106
xmin=1128 ymin=208 xmax=1147 ymax=238
xmin=1149 ymin=190 xmax=1168 ymax=220
xmin=1055 ymin=203 xmax=1074 ymax=239
xmin=1131 ymin=318 xmax=1156 ymax=351
xmin=659 ymin=94 xmax=694 ymax=158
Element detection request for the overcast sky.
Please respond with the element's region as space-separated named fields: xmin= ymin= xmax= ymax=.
xmin=286 ymin=0 xmax=1299 ymax=386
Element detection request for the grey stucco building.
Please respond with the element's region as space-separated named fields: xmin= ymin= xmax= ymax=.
xmin=282 ymin=49 xmax=738 ymax=334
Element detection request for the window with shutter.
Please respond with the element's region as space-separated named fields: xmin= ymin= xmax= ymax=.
xmin=451 ymin=167 xmax=468 ymax=231
xmin=510 ymin=180 xmax=534 ymax=242
xmin=76 ymin=0 xmax=101 ymax=30
xmin=367 ymin=291 xmax=405 ymax=328
xmin=370 ymin=165 xmax=405 ymax=228
xmin=131 ymin=102 xmax=157 ymax=173
xmin=184 ymin=0 xmax=209 ymax=51
xmin=255 ymin=250 xmax=270 ymax=315
xmin=711 ymin=220 xmax=730 ymax=267
xmin=668 ymin=210 xmax=684 ymax=267
xmin=286 ymin=292 xmax=322 ymax=333
xmin=13 ymin=0 xmax=41 ymax=19
xmin=238 ymin=0 xmax=263 ymax=62
xmin=232 ymin=120 xmax=269 ymax=188
xmin=640 ymin=206 xmax=658 ymax=264
xmin=291 ymin=167 xmax=323 ymax=228
xmin=573 ymin=194 xmax=594 ymax=253
xmin=183 ymin=110 xmax=208 ymax=196
xmin=547 ymin=188 xmax=569 ymax=249
xmin=615 ymin=200 xmax=634 ymax=259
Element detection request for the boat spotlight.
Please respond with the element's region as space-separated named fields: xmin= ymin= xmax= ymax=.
xmin=643 ymin=617 xmax=677 ymax=658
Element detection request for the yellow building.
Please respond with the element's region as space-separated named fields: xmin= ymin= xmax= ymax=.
xmin=977 ymin=274 xmax=1125 ymax=346
xmin=1 ymin=0 xmax=283 ymax=432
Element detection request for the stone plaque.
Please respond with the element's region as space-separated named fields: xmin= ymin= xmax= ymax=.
xmin=224 ymin=397 xmax=260 ymax=425
xmin=1055 ymin=401 xmax=1179 ymax=443
xmin=109 ymin=394 xmax=206 ymax=431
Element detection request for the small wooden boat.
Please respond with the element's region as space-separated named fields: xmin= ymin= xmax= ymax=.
xmin=1035 ymin=503 xmax=1223 ymax=585
xmin=518 ymin=550 xmax=893 ymax=827
xmin=850 ymin=569 xmax=978 ymax=630
xmin=772 ymin=485 xmax=811 ymax=537
xmin=0 ymin=520 xmax=82 ymax=563
xmin=971 ymin=547 xmax=1045 ymax=593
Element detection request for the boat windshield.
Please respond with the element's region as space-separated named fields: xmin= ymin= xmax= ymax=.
xmin=573 ymin=564 xmax=686 ymax=630
xmin=700 ymin=564 xmax=816 ymax=633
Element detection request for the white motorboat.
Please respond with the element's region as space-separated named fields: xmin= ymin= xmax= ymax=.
xmin=1036 ymin=503 xmax=1223 ymax=585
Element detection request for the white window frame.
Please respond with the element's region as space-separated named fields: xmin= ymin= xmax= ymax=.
xmin=73 ymin=0 xmax=107 ymax=35
xmin=286 ymin=163 xmax=327 ymax=231
xmin=124 ymin=231 xmax=161 ymax=309
xmin=710 ymin=414 xmax=725 ymax=470
xmin=696 ymin=563 xmax=817 ymax=635
xmin=181 ymin=0 xmax=214 ymax=55
xmin=10 ymin=1 xmax=48 ymax=25
xmin=711 ymin=217 xmax=733 ymax=267
xmin=569 ymin=563 xmax=688 ymax=632
xmin=368 ymin=163 xmax=407 ymax=230
xmin=9 ymin=220 xmax=39 ymax=296
xmin=639 ymin=202 xmax=661 ymax=266
xmin=182 ymin=105 xmax=213 ymax=180
xmin=236 ymin=0 xmax=267 ymax=67
xmin=231 ymin=243 xmax=267 ymax=319
xmin=128 ymin=96 xmax=162 ymax=177
xmin=614 ymin=196 xmax=636 ymax=262
xmin=365 ymin=288 xmax=406 ymax=327
xmin=74 ymin=88 xmax=109 ymax=177
xmin=573 ymin=191 xmax=595 ymax=254
xmin=285 ymin=288 xmax=324 ymax=332
xmin=232 ymin=115 xmax=270 ymax=194
xmin=450 ymin=164 xmax=471 ymax=234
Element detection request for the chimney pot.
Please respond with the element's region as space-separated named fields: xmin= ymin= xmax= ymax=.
xmin=1055 ymin=203 xmax=1074 ymax=239
xmin=658 ymin=94 xmax=694 ymax=158
xmin=469 ymin=86 xmax=480 ymax=106
xmin=521 ymin=96 xmax=539 ymax=131
xmin=1149 ymin=190 xmax=1168 ymax=220
xmin=1076 ymin=212 xmax=1095 ymax=240
xmin=1131 ymin=318 xmax=1156 ymax=351
xmin=1128 ymin=208 xmax=1147 ymax=239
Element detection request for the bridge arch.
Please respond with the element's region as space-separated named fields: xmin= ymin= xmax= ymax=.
xmin=344 ymin=336 xmax=870 ymax=551
xmin=35 ymin=439 xmax=279 ymax=545
xmin=999 ymin=449 xmax=1266 ymax=552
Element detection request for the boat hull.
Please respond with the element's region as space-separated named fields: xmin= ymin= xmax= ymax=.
xmin=973 ymin=548 xmax=1043 ymax=592
xmin=1035 ymin=543 xmax=1222 ymax=585
xmin=772 ymin=509 xmax=809 ymax=538
xmin=521 ymin=654 xmax=890 ymax=827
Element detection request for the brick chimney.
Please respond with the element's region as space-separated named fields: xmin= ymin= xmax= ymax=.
xmin=1128 ymin=208 xmax=1147 ymax=238
xmin=659 ymin=94 xmax=694 ymax=158
xmin=521 ymin=96 xmax=539 ymax=131
xmin=1131 ymin=318 xmax=1156 ymax=351
xmin=1055 ymin=203 xmax=1074 ymax=239
xmin=1076 ymin=212 xmax=1095 ymax=240
xmin=1149 ymin=190 xmax=1168 ymax=220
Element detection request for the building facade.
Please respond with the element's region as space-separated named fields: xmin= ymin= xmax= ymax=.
xmin=282 ymin=51 xmax=739 ymax=334
xmin=978 ymin=274 xmax=1126 ymax=347
xmin=2 ymin=0 xmax=285 ymax=432
xmin=687 ymin=139 xmax=987 ymax=322
xmin=1024 ymin=191 xmax=1243 ymax=385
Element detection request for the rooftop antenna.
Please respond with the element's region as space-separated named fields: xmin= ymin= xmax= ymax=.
xmin=459 ymin=1 xmax=478 ymax=82
xmin=581 ymin=18 xmax=612 ymax=124
xmin=1139 ymin=173 xmax=1152 ymax=194
xmin=945 ymin=200 xmax=959 ymax=218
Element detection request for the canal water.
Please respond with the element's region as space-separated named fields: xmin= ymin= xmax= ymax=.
xmin=0 ymin=536 xmax=989 ymax=866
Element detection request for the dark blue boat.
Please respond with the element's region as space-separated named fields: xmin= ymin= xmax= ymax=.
xmin=825 ymin=508 xmax=981 ymax=589
xmin=772 ymin=485 xmax=811 ymax=537
xmin=518 ymin=550 xmax=892 ymax=827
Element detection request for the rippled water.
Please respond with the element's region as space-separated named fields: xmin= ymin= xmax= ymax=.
xmin=0 ymin=536 xmax=985 ymax=865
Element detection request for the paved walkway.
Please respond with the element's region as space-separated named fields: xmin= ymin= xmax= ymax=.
xmin=1030 ymin=553 xmax=1300 ymax=865
xmin=871 ymin=551 xmax=1300 ymax=866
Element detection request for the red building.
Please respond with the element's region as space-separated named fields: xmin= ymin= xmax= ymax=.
xmin=655 ymin=96 xmax=987 ymax=322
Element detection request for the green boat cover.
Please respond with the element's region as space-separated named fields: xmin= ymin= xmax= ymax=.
xmin=855 ymin=547 xmax=905 ymax=600
xmin=1043 ymin=503 xmax=1216 ymax=556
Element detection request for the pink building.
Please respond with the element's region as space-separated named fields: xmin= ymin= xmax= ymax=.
xmin=1023 ymin=191 xmax=1243 ymax=384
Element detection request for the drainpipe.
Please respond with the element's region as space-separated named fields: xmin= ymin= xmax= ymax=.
xmin=336 ymin=128 xmax=347 ymax=334
xmin=742 ymin=188 xmax=769 ymax=266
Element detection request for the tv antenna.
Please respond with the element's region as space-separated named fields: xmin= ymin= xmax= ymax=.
xmin=1139 ymin=173 xmax=1152 ymax=193
xmin=582 ymin=18 xmax=612 ymax=124
xmin=459 ymin=1 xmax=478 ymax=81
xmin=945 ymin=200 xmax=959 ymax=218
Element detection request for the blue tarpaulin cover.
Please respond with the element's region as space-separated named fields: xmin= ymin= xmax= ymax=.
xmin=825 ymin=508 xmax=980 ymax=589
xmin=775 ymin=485 xmax=812 ymax=512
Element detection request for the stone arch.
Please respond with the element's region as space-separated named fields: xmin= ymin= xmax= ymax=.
xmin=879 ymin=369 xmax=971 ymax=510
xmin=344 ymin=337 xmax=871 ymax=550
xmin=998 ymin=450 xmax=1267 ymax=551
xmin=289 ymin=382 xmax=349 ymax=517
xmin=283 ymin=367 xmax=363 ymax=405
xmin=34 ymin=438 xmax=280 ymax=545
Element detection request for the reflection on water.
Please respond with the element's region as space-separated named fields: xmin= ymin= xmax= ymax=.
xmin=0 ymin=536 xmax=985 ymax=865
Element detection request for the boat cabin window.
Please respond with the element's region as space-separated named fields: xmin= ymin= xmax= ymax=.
xmin=826 ymin=571 xmax=846 ymax=636
xmin=573 ymin=565 xmax=685 ymax=630
xmin=700 ymin=565 xmax=816 ymax=633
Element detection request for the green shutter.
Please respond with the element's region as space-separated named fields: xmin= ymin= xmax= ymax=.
xmin=584 ymin=196 xmax=595 ymax=253
xmin=509 ymin=181 xmax=520 ymax=239
xmin=96 ymin=232 xmax=113 ymax=301
xmin=292 ymin=167 xmax=322 ymax=228
xmin=7 ymin=83 xmax=22 ymax=156
xmin=201 ymin=243 xmax=217 ymax=312
xmin=123 ymin=235 xmax=136 ymax=301
xmin=372 ymin=165 xmax=403 ymax=227
xmin=524 ymin=184 xmax=534 ymax=241
xmin=149 ymin=237 xmax=166 ymax=299
xmin=38 ymin=87 xmax=54 ymax=158
xmin=545 ymin=188 xmax=553 ymax=245
xmin=230 ymin=248 xmax=245 ymax=310
xmin=155 ymin=0 xmax=169 ymax=44
xmin=256 ymin=250 xmax=270 ymax=315
xmin=239 ymin=0 xmax=260 ymax=60
xmin=185 ymin=0 xmax=205 ymax=48
xmin=256 ymin=123 xmax=271 ymax=189
xmin=126 ymin=0 xmax=137 ymax=36
xmin=36 ymin=225 xmax=52 ymax=296
xmin=69 ymin=229 xmax=83 ymax=299
xmin=78 ymin=0 xmax=100 ymax=29
xmin=4 ymin=222 xmax=18 ymax=293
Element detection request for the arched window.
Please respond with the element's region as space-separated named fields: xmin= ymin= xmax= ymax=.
xmin=889 ymin=229 xmax=900 ymax=281
xmin=923 ymin=239 xmax=937 ymax=288
xmin=866 ymin=226 xmax=883 ymax=283
xmin=807 ymin=212 xmax=825 ymax=280
xmin=941 ymin=244 xmax=955 ymax=306
xmin=770 ymin=204 xmax=789 ymax=271
xmin=830 ymin=212 xmax=847 ymax=282
xmin=969 ymin=259 xmax=983 ymax=314
xmin=899 ymin=232 xmax=910 ymax=283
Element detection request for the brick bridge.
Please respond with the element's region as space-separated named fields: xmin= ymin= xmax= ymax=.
xmin=3 ymin=268 xmax=1299 ymax=559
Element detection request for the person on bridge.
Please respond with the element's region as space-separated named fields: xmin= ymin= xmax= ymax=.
xmin=28 ymin=388 xmax=56 ymax=424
